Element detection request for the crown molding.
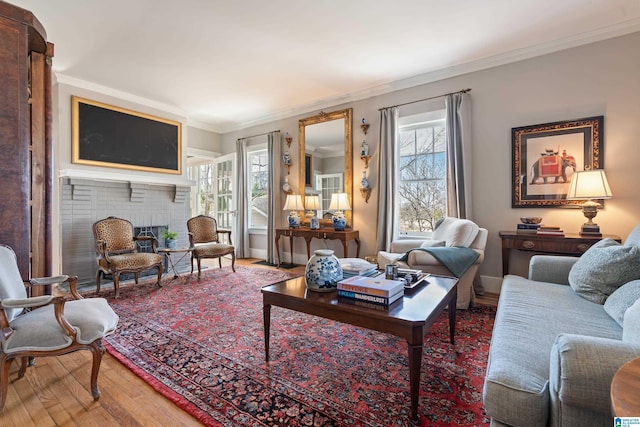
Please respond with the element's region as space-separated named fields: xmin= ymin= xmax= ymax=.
xmin=218 ymin=21 xmax=640 ymax=133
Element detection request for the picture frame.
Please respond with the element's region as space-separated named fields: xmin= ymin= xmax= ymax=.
xmin=305 ymin=154 xmax=312 ymax=187
xmin=72 ymin=96 xmax=182 ymax=174
xmin=512 ymin=116 xmax=604 ymax=208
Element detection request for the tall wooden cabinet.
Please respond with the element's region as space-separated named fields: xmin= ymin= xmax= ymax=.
xmin=0 ymin=2 xmax=53 ymax=294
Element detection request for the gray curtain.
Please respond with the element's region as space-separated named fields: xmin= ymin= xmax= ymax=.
xmin=266 ymin=131 xmax=281 ymax=264
xmin=375 ymin=106 xmax=399 ymax=252
xmin=444 ymin=92 xmax=472 ymax=219
xmin=235 ymin=139 xmax=249 ymax=258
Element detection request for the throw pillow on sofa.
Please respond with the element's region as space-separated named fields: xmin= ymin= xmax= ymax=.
xmin=569 ymin=238 xmax=640 ymax=304
xmin=604 ymin=279 xmax=640 ymax=326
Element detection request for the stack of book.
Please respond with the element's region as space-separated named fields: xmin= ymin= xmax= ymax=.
xmin=337 ymin=275 xmax=405 ymax=306
xmin=339 ymin=258 xmax=378 ymax=278
xmin=516 ymin=222 xmax=542 ymax=234
xmin=536 ymin=225 xmax=565 ymax=236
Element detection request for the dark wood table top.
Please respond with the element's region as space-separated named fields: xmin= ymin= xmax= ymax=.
xmin=261 ymin=274 xmax=458 ymax=327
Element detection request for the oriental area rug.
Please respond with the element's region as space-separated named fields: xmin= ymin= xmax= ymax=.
xmin=88 ymin=267 xmax=495 ymax=426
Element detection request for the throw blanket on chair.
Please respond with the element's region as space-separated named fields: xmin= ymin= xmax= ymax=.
xmin=397 ymin=246 xmax=480 ymax=278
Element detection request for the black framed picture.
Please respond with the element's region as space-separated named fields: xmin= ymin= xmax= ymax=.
xmin=72 ymin=96 xmax=182 ymax=174
xmin=512 ymin=116 xmax=604 ymax=208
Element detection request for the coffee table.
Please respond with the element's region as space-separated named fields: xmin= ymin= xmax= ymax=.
xmin=261 ymin=274 xmax=458 ymax=422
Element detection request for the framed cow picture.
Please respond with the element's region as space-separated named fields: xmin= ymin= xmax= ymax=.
xmin=512 ymin=116 xmax=604 ymax=208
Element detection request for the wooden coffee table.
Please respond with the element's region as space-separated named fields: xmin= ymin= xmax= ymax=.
xmin=261 ymin=274 xmax=458 ymax=422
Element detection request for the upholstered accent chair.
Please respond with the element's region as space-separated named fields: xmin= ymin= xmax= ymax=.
xmin=377 ymin=217 xmax=488 ymax=309
xmin=92 ymin=216 xmax=163 ymax=298
xmin=187 ymin=215 xmax=236 ymax=278
xmin=0 ymin=244 xmax=119 ymax=410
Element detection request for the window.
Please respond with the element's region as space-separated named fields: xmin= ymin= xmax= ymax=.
xmin=397 ymin=110 xmax=447 ymax=237
xmin=187 ymin=160 xmax=214 ymax=217
xmin=248 ymin=148 xmax=269 ymax=229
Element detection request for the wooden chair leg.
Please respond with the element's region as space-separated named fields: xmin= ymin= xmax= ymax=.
xmin=96 ymin=270 xmax=102 ymax=292
xmin=88 ymin=340 xmax=105 ymax=401
xmin=231 ymin=252 xmax=236 ymax=272
xmin=17 ymin=357 xmax=28 ymax=378
xmin=190 ymin=254 xmax=194 ymax=274
xmin=113 ymin=273 xmax=120 ymax=298
xmin=134 ymin=272 xmax=139 ymax=284
xmin=197 ymin=258 xmax=202 ymax=279
xmin=218 ymin=257 xmax=222 ymax=269
xmin=0 ymin=355 xmax=13 ymax=411
xmin=156 ymin=264 xmax=163 ymax=288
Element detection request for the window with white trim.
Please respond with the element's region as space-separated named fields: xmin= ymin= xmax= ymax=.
xmin=397 ymin=110 xmax=447 ymax=237
xmin=248 ymin=148 xmax=269 ymax=229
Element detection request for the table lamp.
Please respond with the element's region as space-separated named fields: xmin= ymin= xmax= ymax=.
xmin=283 ymin=194 xmax=304 ymax=228
xmin=305 ymin=195 xmax=321 ymax=230
xmin=328 ymin=192 xmax=351 ymax=231
xmin=566 ymin=169 xmax=612 ymax=236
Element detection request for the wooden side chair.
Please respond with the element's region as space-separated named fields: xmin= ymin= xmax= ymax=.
xmin=187 ymin=215 xmax=236 ymax=278
xmin=92 ymin=216 xmax=163 ymax=298
xmin=0 ymin=244 xmax=119 ymax=410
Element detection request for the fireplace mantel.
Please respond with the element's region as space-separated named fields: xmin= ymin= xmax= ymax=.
xmin=59 ymin=168 xmax=194 ymax=187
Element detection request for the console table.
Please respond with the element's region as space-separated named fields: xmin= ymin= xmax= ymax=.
xmin=499 ymin=231 xmax=621 ymax=276
xmin=275 ymin=228 xmax=360 ymax=267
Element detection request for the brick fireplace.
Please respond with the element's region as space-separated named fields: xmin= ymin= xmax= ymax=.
xmin=60 ymin=178 xmax=191 ymax=286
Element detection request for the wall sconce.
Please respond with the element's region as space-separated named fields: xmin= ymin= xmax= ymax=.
xmin=285 ymin=132 xmax=293 ymax=148
xmin=305 ymin=195 xmax=321 ymax=230
xmin=360 ymin=117 xmax=370 ymax=135
xmin=283 ymin=194 xmax=304 ymax=228
xmin=566 ymin=168 xmax=612 ymax=236
xmin=360 ymin=170 xmax=371 ymax=203
xmin=329 ymin=192 xmax=351 ymax=231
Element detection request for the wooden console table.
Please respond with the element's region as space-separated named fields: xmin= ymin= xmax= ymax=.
xmin=275 ymin=228 xmax=360 ymax=267
xmin=499 ymin=231 xmax=621 ymax=276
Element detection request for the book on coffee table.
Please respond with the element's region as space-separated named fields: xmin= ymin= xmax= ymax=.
xmin=337 ymin=275 xmax=404 ymax=297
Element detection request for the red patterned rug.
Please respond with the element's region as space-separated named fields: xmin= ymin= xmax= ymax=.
xmin=89 ymin=266 xmax=494 ymax=426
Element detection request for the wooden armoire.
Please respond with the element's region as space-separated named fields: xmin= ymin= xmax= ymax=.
xmin=0 ymin=1 xmax=53 ymax=295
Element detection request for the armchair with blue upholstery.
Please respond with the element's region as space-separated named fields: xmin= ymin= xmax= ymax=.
xmin=0 ymin=244 xmax=119 ymax=410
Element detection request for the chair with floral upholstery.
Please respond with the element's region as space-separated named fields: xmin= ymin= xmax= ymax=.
xmin=92 ymin=216 xmax=163 ymax=298
xmin=0 ymin=244 xmax=119 ymax=410
xmin=187 ymin=215 xmax=236 ymax=278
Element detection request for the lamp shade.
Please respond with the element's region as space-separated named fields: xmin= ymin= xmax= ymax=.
xmin=283 ymin=194 xmax=305 ymax=211
xmin=566 ymin=170 xmax=612 ymax=200
xmin=305 ymin=195 xmax=321 ymax=211
xmin=328 ymin=193 xmax=351 ymax=211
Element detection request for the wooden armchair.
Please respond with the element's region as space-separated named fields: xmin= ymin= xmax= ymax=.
xmin=92 ymin=216 xmax=163 ymax=298
xmin=187 ymin=215 xmax=236 ymax=278
xmin=0 ymin=244 xmax=119 ymax=410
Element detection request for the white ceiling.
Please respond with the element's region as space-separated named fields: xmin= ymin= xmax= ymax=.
xmin=10 ymin=0 xmax=640 ymax=133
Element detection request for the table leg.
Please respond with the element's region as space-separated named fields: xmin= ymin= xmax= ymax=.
xmin=342 ymin=239 xmax=348 ymax=258
xmin=355 ymin=237 xmax=361 ymax=258
xmin=448 ymin=287 xmax=457 ymax=344
xmin=408 ymin=341 xmax=423 ymax=422
xmin=263 ymin=303 xmax=271 ymax=362
xmin=501 ymin=245 xmax=510 ymax=276
xmin=288 ymin=235 xmax=294 ymax=265
xmin=275 ymin=235 xmax=282 ymax=267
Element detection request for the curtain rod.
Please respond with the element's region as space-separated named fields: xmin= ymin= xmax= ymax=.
xmin=237 ymin=130 xmax=280 ymax=141
xmin=379 ymin=88 xmax=471 ymax=111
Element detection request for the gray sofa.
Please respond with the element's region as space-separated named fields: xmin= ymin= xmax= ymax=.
xmin=483 ymin=225 xmax=640 ymax=427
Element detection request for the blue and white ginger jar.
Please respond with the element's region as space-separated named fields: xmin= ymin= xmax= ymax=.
xmin=305 ymin=249 xmax=343 ymax=292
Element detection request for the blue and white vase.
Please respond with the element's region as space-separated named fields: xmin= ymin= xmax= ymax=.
xmin=332 ymin=212 xmax=347 ymax=231
xmin=305 ymin=249 xmax=343 ymax=292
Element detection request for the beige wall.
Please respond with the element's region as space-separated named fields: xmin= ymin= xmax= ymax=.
xmin=221 ymin=31 xmax=640 ymax=291
xmin=52 ymin=32 xmax=640 ymax=291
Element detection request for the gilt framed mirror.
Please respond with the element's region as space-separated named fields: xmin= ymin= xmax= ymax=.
xmin=298 ymin=108 xmax=353 ymax=228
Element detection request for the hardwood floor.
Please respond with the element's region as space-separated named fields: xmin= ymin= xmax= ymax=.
xmin=1 ymin=257 xmax=497 ymax=426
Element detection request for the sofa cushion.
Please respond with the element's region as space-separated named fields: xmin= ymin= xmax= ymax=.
xmin=604 ymin=280 xmax=640 ymax=326
xmin=625 ymin=224 xmax=640 ymax=248
xmin=623 ymin=299 xmax=640 ymax=344
xmin=419 ymin=239 xmax=445 ymax=248
xmin=431 ymin=217 xmax=479 ymax=247
xmin=568 ymin=238 xmax=640 ymax=304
